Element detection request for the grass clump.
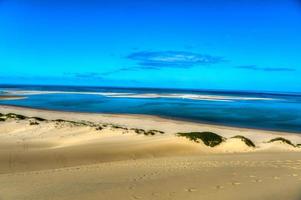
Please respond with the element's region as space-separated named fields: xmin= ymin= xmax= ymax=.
xmin=95 ymin=126 xmax=103 ymax=131
xmin=31 ymin=117 xmax=46 ymax=121
xmin=0 ymin=113 xmax=5 ymax=121
xmin=177 ymin=132 xmax=224 ymax=147
xmin=268 ymin=137 xmax=295 ymax=147
xmin=130 ymin=128 xmax=164 ymax=136
xmin=111 ymin=125 xmax=124 ymax=129
xmin=148 ymin=130 xmax=164 ymax=135
xmin=53 ymin=119 xmax=88 ymax=127
xmin=144 ymin=130 xmax=155 ymax=136
xmin=29 ymin=121 xmax=39 ymax=125
xmin=132 ymin=128 xmax=146 ymax=135
xmin=6 ymin=113 xmax=27 ymax=120
xmin=231 ymin=135 xmax=256 ymax=148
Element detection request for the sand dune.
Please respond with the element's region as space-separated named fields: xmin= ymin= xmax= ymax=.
xmin=0 ymin=105 xmax=301 ymax=200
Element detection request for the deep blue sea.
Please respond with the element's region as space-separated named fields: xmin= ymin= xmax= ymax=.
xmin=0 ymin=85 xmax=301 ymax=133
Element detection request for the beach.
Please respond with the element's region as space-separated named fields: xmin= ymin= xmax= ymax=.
xmin=0 ymin=105 xmax=301 ymax=200
xmin=1 ymin=0 xmax=301 ymax=199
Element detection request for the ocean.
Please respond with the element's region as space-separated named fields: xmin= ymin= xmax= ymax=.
xmin=0 ymin=84 xmax=301 ymax=133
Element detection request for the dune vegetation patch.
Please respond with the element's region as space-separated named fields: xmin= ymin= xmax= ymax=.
xmin=0 ymin=113 xmax=5 ymax=121
xmin=29 ymin=121 xmax=40 ymax=125
xmin=130 ymin=128 xmax=165 ymax=135
xmin=31 ymin=117 xmax=46 ymax=121
xmin=0 ymin=112 xmax=29 ymax=121
xmin=267 ymin=137 xmax=295 ymax=147
xmin=231 ymin=135 xmax=256 ymax=148
xmin=0 ymin=112 xmax=166 ymax=136
xmin=6 ymin=113 xmax=27 ymax=120
xmin=177 ymin=132 xmax=225 ymax=147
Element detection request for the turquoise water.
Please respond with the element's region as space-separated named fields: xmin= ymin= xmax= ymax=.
xmin=0 ymin=85 xmax=301 ymax=133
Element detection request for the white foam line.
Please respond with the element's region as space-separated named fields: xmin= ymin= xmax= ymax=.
xmin=3 ymin=90 xmax=278 ymax=102
xmin=4 ymin=90 xmax=134 ymax=96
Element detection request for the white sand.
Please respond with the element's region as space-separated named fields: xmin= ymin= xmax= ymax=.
xmin=0 ymin=105 xmax=301 ymax=200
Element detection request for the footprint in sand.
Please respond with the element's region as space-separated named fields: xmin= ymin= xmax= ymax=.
xmin=215 ymin=185 xmax=224 ymax=190
xmin=151 ymin=192 xmax=160 ymax=197
xmin=231 ymin=182 xmax=241 ymax=186
xmin=252 ymin=179 xmax=262 ymax=183
xmin=128 ymin=186 xmax=134 ymax=190
xmin=131 ymin=195 xmax=142 ymax=199
xmin=185 ymin=188 xmax=197 ymax=192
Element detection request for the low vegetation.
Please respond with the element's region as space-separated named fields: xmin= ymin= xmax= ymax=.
xmin=0 ymin=113 xmax=5 ymax=121
xmin=231 ymin=135 xmax=256 ymax=148
xmin=177 ymin=132 xmax=224 ymax=147
xmin=95 ymin=126 xmax=103 ymax=131
xmin=29 ymin=121 xmax=39 ymax=125
xmin=31 ymin=117 xmax=46 ymax=121
xmin=149 ymin=129 xmax=164 ymax=134
xmin=131 ymin=128 xmax=146 ymax=134
xmin=6 ymin=113 xmax=27 ymax=120
xmin=0 ymin=112 xmax=166 ymax=136
xmin=268 ymin=137 xmax=295 ymax=147
xmin=0 ymin=113 xmax=45 ymax=121
xmin=130 ymin=128 xmax=165 ymax=135
xmin=52 ymin=119 xmax=92 ymax=127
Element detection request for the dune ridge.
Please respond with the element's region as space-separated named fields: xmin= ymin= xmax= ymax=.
xmin=0 ymin=105 xmax=301 ymax=200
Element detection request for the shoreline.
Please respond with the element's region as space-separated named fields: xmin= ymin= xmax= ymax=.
xmin=1 ymin=104 xmax=301 ymax=146
xmin=0 ymin=95 xmax=26 ymax=100
xmin=0 ymin=104 xmax=300 ymax=135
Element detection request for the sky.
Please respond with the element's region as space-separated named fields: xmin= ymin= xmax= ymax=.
xmin=0 ymin=0 xmax=301 ymax=92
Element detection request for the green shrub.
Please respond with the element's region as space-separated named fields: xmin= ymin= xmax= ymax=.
xmin=53 ymin=119 xmax=65 ymax=123
xmin=148 ymin=129 xmax=164 ymax=134
xmin=177 ymin=132 xmax=224 ymax=147
xmin=6 ymin=113 xmax=27 ymax=120
xmin=145 ymin=130 xmax=155 ymax=136
xmin=231 ymin=135 xmax=256 ymax=147
xmin=29 ymin=121 xmax=39 ymax=125
xmin=132 ymin=128 xmax=146 ymax=134
xmin=31 ymin=117 xmax=46 ymax=121
xmin=53 ymin=119 xmax=86 ymax=126
xmin=95 ymin=126 xmax=103 ymax=131
xmin=130 ymin=128 xmax=164 ymax=136
xmin=111 ymin=125 xmax=123 ymax=129
xmin=268 ymin=137 xmax=295 ymax=147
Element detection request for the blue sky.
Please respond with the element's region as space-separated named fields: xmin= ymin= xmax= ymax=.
xmin=0 ymin=0 xmax=301 ymax=92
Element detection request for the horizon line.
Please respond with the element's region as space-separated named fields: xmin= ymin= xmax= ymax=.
xmin=0 ymin=83 xmax=301 ymax=96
